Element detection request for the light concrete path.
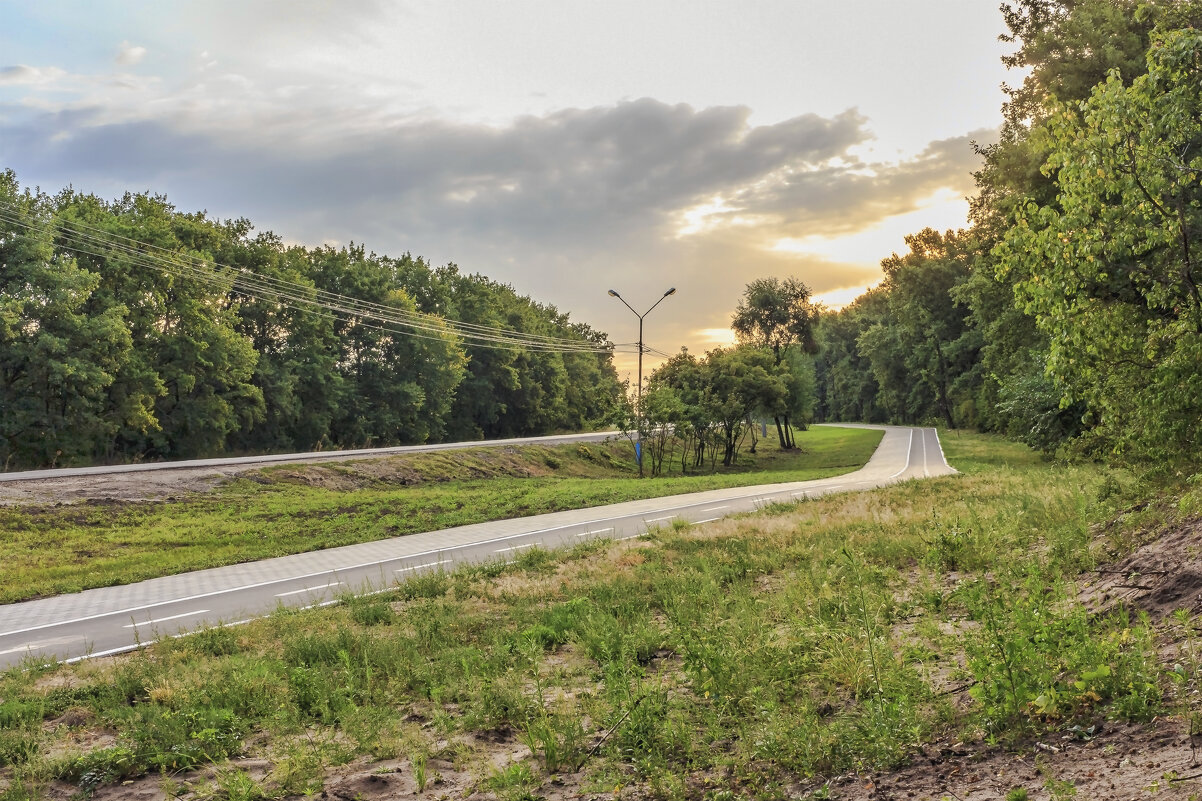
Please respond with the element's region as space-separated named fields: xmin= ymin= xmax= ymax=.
xmin=0 ymin=425 xmax=955 ymax=669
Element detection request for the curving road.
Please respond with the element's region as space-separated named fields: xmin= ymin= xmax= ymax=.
xmin=0 ymin=425 xmax=955 ymax=670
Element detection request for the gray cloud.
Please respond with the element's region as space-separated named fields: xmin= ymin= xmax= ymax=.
xmin=0 ymin=65 xmax=62 ymax=85
xmin=0 ymin=97 xmax=986 ymax=360
xmin=2 ymin=98 xmax=873 ymax=239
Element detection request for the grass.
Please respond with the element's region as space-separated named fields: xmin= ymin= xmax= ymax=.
xmin=0 ymin=425 xmax=880 ymax=603
xmin=1 ymin=429 xmax=1193 ymax=800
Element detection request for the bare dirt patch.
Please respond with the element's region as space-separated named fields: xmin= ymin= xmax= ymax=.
xmin=0 ymin=466 xmax=243 ymax=505
xmin=819 ymin=718 xmax=1199 ymax=801
xmin=0 ymin=442 xmax=625 ymax=507
xmin=28 ymin=719 xmax=1197 ymax=801
xmin=1084 ymin=517 xmax=1202 ymax=622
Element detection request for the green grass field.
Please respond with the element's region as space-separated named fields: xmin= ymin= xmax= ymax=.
xmin=0 ymin=426 xmax=881 ymax=603
xmin=2 ymin=430 xmax=1194 ymax=801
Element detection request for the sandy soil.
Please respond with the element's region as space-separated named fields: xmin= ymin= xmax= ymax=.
xmin=0 ymin=447 xmax=556 ymax=506
xmin=811 ymin=717 xmax=1200 ymax=800
xmin=0 ymin=465 xmax=246 ymax=505
xmin=1084 ymin=517 xmax=1202 ymax=624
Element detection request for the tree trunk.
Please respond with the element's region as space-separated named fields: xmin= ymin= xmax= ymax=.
xmin=932 ymin=339 xmax=956 ymax=429
xmin=773 ymin=416 xmax=788 ymax=448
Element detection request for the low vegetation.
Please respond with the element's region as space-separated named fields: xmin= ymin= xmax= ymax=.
xmin=0 ymin=426 xmax=880 ymax=603
xmin=2 ymin=431 xmax=1197 ymax=800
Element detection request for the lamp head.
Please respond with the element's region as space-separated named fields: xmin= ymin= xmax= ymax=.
xmin=607 ymin=289 xmax=620 ymax=297
xmin=664 ymin=287 xmax=677 ymax=296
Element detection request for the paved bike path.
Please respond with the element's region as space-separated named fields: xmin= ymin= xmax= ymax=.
xmin=0 ymin=425 xmax=955 ymax=669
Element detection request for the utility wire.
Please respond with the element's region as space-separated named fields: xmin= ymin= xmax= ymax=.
xmin=0 ymin=202 xmax=615 ymax=351
xmin=33 ymin=213 xmax=617 ymax=352
xmin=36 ymin=208 xmax=610 ymax=350
xmin=0 ymin=202 xmax=636 ymax=355
xmin=0 ymin=211 xmax=610 ymax=355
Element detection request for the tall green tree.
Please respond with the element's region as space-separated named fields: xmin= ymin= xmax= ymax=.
xmin=731 ymin=276 xmax=818 ymax=447
xmin=704 ymin=346 xmax=788 ymax=467
xmin=51 ymin=191 xmax=264 ymax=459
xmin=961 ymin=0 xmax=1202 ymax=452
xmin=814 ymin=290 xmax=888 ymax=424
xmin=437 ymin=268 xmax=619 ymax=439
xmin=875 ymin=229 xmax=980 ymax=429
xmin=0 ymin=174 xmax=133 ymax=468
xmin=223 ymin=230 xmax=345 ymax=452
xmin=311 ymin=245 xmax=465 ymax=446
xmin=996 ymin=27 xmax=1202 ymax=462
xmin=645 ymin=349 xmax=712 ymax=470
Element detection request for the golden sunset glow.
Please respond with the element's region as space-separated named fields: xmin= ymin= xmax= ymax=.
xmin=770 ymin=189 xmax=971 ymax=266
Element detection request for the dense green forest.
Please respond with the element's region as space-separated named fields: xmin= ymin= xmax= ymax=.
xmin=809 ymin=0 xmax=1202 ymax=467
xmin=0 ymin=177 xmax=621 ymax=470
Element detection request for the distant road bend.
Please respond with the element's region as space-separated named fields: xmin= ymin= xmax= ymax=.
xmin=0 ymin=425 xmax=954 ymax=669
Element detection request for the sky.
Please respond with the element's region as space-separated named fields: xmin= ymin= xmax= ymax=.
xmin=0 ymin=1 xmax=1016 ymax=379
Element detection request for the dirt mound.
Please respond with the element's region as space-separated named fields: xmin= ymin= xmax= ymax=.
xmin=821 ymin=719 xmax=1198 ymax=800
xmin=1083 ymin=517 xmax=1202 ymax=622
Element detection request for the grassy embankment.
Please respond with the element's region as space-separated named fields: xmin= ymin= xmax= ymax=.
xmin=0 ymin=426 xmax=880 ymax=603
xmin=2 ymin=431 xmax=1198 ymax=800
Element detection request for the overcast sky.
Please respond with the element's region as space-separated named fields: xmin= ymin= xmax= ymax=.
xmin=0 ymin=1 xmax=1015 ymax=377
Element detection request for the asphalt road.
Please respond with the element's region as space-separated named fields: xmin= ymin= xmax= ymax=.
xmin=0 ymin=425 xmax=955 ymax=670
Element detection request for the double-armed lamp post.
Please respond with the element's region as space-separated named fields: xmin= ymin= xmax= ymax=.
xmin=608 ymin=286 xmax=676 ymax=476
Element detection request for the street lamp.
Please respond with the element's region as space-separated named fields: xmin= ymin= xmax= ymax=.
xmin=608 ymin=286 xmax=676 ymax=476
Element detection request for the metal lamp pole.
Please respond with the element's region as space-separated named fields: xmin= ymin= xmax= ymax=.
xmin=608 ymin=287 xmax=676 ymax=477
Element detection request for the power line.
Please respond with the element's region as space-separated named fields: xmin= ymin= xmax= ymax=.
xmin=0 ymin=202 xmax=619 ymax=352
xmin=0 ymin=201 xmax=637 ymax=355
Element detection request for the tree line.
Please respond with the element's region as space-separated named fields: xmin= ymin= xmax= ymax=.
xmin=811 ymin=0 xmax=1202 ymax=468
xmin=0 ymin=174 xmax=621 ymax=470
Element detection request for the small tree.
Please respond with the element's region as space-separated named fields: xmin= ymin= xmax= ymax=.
xmin=640 ymin=383 xmax=683 ymax=476
xmin=703 ymin=347 xmax=787 ymax=467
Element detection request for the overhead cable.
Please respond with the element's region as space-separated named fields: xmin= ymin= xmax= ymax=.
xmin=0 ymin=202 xmax=635 ymax=355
